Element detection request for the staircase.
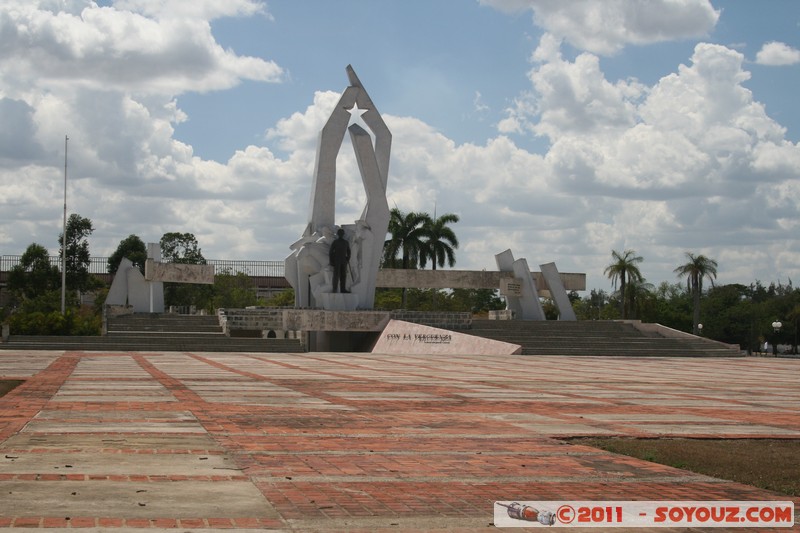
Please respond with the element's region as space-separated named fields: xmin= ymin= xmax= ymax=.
xmin=466 ymin=320 xmax=742 ymax=357
xmin=0 ymin=314 xmax=304 ymax=353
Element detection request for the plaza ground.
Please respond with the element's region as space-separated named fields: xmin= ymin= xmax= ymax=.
xmin=0 ymin=350 xmax=798 ymax=531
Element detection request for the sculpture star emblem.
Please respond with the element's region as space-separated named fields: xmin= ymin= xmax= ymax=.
xmin=347 ymin=102 xmax=368 ymax=127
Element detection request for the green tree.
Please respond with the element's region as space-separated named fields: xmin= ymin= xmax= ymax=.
xmin=420 ymin=212 xmax=459 ymax=270
xmin=674 ymin=252 xmax=718 ymax=335
xmin=264 ymin=288 xmax=295 ymax=307
xmin=210 ymin=271 xmax=262 ymax=311
xmin=625 ymin=278 xmax=656 ymax=320
xmin=382 ymin=209 xmax=431 ymax=307
xmin=603 ymin=249 xmax=644 ymax=319
xmin=160 ymin=232 xmax=206 ymax=264
xmin=573 ymin=289 xmax=614 ymax=320
xmin=650 ymin=282 xmax=692 ymax=331
xmin=787 ymin=303 xmax=800 ymax=355
xmin=58 ymin=213 xmax=95 ymax=293
xmin=382 ymin=209 xmax=430 ymax=269
xmin=107 ymin=234 xmax=147 ymax=274
xmin=5 ymin=239 xmax=103 ymax=336
xmin=159 ymin=232 xmax=210 ymax=308
xmin=404 ymin=288 xmax=447 ymax=311
xmin=7 ymin=243 xmax=60 ymax=300
xmin=450 ymin=288 xmax=505 ymax=315
xmin=374 ymin=288 xmax=403 ymax=310
xmin=702 ymin=284 xmax=755 ymax=350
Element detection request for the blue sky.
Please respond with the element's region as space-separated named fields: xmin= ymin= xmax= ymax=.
xmin=1 ymin=0 xmax=799 ymax=293
xmin=174 ymin=1 xmax=540 ymax=160
xmin=175 ymin=0 xmax=800 ymax=162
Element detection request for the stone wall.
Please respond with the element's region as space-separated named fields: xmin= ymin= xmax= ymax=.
xmin=389 ymin=310 xmax=472 ymax=330
xmin=488 ymin=309 xmax=515 ymax=320
xmin=218 ymin=308 xmax=472 ymax=334
xmin=376 ymin=269 xmax=586 ymax=296
xmin=218 ymin=308 xmax=286 ymax=335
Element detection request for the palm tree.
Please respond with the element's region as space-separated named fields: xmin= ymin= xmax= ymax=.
xmin=421 ymin=213 xmax=459 ymax=270
xmin=382 ymin=208 xmax=431 ymax=306
xmin=625 ymin=278 xmax=655 ymax=320
xmin=674 ymin=252 xmax=718 ymax=335
xmin=603 ymin=249 xmax=644 ymax=319
xmin=382 ymin=208 xmax=431 ymax=269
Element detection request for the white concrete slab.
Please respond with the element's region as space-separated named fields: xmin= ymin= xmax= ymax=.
xmin=372 ymin=320 xmax=521 ymax=355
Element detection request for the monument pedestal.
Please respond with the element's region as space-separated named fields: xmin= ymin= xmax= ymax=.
xmin=318 ymin=293 xmax=360 ymax=311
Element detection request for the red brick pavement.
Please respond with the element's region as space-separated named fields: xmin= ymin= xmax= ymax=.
xmin=0 ymin=351 xmax=798 ymax=530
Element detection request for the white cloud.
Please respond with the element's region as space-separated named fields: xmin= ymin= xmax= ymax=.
xmin=112 ymin=0 xmax=269 ymax=21
xmin=755 ymin=41 xmax=800 ymax=66
xmin=481 ymin=0 xmax=719 ymax=55
xmin=0 ymin=98 xmax=47 ymax=162
xmin=0 ymin=3 xmax=283 ymax=95
xmin=507 ymin=40 xmax=795 ymax=202
xmin=473 ymin=91 xmax=489 ymax=113
xmin=266 ymin=91 xmax=340 ymax=153
xmin=0 ymin=2 xmax=289 ymax=261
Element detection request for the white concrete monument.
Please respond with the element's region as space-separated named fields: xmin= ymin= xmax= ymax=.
xmin=106 ymin=243 xmax=216 ymax=314
xmin=105 ymin=243 xmax=165 ymax=313
xmin=495 ymin=250 xmax=578 ymax=321
xmin=495 ymin=249 xmax=546 ymax=321
xmin=285 ymin=65 xmax=391 ymax=311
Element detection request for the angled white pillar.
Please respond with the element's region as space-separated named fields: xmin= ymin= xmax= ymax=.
xmin=307 ymin=86 xmax=359 ymax=234
xmin=512 ymin=257 xmax=546 ymax=320
xmin=540 ymin=262 xmax=577 ymax=321
xmin=495 ymin=249 xmax=523 ymax=318
xmin=348 ymin=124 xmax=390 ymax=309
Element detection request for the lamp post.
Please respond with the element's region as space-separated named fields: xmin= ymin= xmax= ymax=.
xmin=61 ymin=135 xmax=68 ymax=315
xmin=771 ymin=320 xmax=782 ymax=356
xmin=697 ymin=323 xmax=703 ymax=336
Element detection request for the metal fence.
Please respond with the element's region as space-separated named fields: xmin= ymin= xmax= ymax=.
xmin=208 ymin=259 xmax=284 ymax=277
xmin=0 ymin=255 xmax=285 ymax=277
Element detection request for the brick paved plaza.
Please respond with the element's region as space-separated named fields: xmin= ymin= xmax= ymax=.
xmin=0 ymin=350 xmax=798 ymax=531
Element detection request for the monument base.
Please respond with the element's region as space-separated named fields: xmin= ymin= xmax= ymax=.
xmin=220 ymin=308 xmax=473 ymax=351
xmin=310 ymin=330 xmax=381 ymax=352
xmin=317 ymin=292 xmax=360 ymax=311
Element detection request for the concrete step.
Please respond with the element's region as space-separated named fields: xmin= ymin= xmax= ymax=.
xmin=106 ymin=322 xmax=222 ymax=333
xmin=1 ymin=335 xmax=302 ymax=353
xmin=2 ymin=312 xmax=304 ymax=352
xmin=464 ymin=320 xmax=741 ymax=357
xmin=107 ymin=314 xmax=222 ymax=334
xmin=107 ymin=314 xmax=219 ymax=321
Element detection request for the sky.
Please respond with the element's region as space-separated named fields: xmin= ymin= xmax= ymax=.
xmin=1 ymin=0 xmax=799 ymax=293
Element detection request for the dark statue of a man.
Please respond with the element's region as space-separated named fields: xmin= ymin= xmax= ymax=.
xmin=329 ymin=228 xmax=351 ymax=293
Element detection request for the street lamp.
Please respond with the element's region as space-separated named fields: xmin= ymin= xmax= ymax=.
xmin=697 ymin=323 xmax=703 ymax=336
xmin=771 ymin=320 xmax=782 ymax=356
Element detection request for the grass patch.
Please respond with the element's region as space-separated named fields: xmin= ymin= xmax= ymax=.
xmin=0 ymin=380 xmax=23 ymax=398
xmin=572 ymin=437 xmax=800 ymax=496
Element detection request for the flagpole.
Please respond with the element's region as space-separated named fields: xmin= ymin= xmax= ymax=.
xmin=61 ymin=135 xmax=68 ymax=315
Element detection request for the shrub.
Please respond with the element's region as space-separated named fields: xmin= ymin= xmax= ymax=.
xmin=8 ymin=307 xmax=101 ymax=336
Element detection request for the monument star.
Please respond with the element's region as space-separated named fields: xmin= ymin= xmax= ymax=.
xmin=346 ymin=102 xmax=368 ymax=128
